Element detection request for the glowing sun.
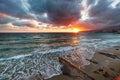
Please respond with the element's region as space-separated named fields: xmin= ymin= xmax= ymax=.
xmin=73 ymin=28 xmax=80 ymax=33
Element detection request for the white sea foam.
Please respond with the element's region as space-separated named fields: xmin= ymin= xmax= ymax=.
xmin=0 ymin=33 xmax=120 ymax=80
xmin=0 ymin=54 xmax=32 ymax=61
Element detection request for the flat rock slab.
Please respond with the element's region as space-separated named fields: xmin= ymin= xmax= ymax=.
xmin=81 ymin=47 xmax=120 ymax=80
xmin=47 ymin=46 xmax=120 ymax=80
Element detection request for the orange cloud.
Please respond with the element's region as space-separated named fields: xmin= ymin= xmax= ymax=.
xmin=0 ymin=13 xmax=8 ymax=17
xmin=71 ymin=23 xmax=94 ymax=31
xmin=28 ymin=20 xmax=38 ymax=28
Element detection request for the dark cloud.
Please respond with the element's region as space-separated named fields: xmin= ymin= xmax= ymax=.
xmin=12 ymin=20 xmax=38 ymax=28
xmin=88 ymin=0 xmax=111 ymax=17
xmin=45 ymin=0 xmax=81 ymax=25
xmin=79 ymin=0 xmax=120 ymax=29
xmin=0 ymin=0 xmax=120 ymax=29
xmin=0 ymin=0 xmax=28 ymax=17
xmin=0 ymin=0 xmax=82 ymax=25
xmin=0 ymin=16 xmax=15 ymax=24
xmin=28 ymin=0 xmax=47 ymax=14
xmin=12 ymin=20 xmax=31 ymax=27
xmin=27 ymin=0 xmax=82 ymax=25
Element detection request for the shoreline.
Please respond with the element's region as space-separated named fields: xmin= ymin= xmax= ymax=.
xmin=47 ymin=46 xmax=120 ymax=80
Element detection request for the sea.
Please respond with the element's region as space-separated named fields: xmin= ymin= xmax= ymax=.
xmin=0 ymin=32 xmax=120 ymax=80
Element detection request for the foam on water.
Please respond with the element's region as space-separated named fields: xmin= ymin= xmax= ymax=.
xmin=0 ymin=33 xmax=120 ymax=80
xmin=0 ymin=54 xmax=32 ymax=61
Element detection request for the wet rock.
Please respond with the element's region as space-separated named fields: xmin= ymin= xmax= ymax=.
xmin=98 ymin=52 xmax=120 ymax=59
xmin=98 ymin=68 xmax=103 ymax=72
xmin=110 ymin=68 xmax=115 ymax=71
xmin=116 ymin=49 xmax=119 ymax=50
xmin=59 ymin=57 xmax=95 ymax=80
xmin=93 ymin=71 xmax=99 ymax=74
xmin=86 ymin=59 xmax=98 ymax=64
xmin=22 ymin=74 xmax=44 ymax=80
xmin=103 ymin=72 xmax=110 ymax=78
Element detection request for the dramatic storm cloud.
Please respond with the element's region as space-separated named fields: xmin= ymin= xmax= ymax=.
xmin=79 ymin=0 xmax=120 ymax=29
xmin=45 ymin=0 xmax=81 ymax=24
xmin=0 ymin=0 xmax=120 ymax=31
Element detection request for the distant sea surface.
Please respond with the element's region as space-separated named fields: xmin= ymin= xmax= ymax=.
xmin=0 ymin=32 xmax=120 ymax=79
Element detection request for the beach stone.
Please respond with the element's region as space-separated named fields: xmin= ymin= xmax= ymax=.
xmin=61 ymin=63 xmax=80 ymax=77
xmin=115 ymin=75 xmax=120 ymax=80
xmin=22 ymin=74 xmax=44 ymax=80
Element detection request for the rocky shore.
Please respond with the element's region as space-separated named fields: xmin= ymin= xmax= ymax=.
xmin=47 ymin=46 xmax=120 ymax=80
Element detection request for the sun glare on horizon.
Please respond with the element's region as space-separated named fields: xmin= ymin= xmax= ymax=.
xmin=73 ymin=28 xmax=80 ymax=33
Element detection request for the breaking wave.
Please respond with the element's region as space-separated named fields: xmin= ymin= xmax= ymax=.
xmin=0 ymin=33 xmax=120 ymax=80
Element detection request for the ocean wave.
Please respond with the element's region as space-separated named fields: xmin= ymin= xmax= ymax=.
xmin=0 ymin=34 xmax=120 ymax=80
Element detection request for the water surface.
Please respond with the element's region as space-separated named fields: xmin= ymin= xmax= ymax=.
xmin=0 ymin=32 xmax=120 ymax=79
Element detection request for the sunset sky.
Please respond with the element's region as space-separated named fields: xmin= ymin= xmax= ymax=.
xmin=0 ymin=0 xmax=120 ymax=32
